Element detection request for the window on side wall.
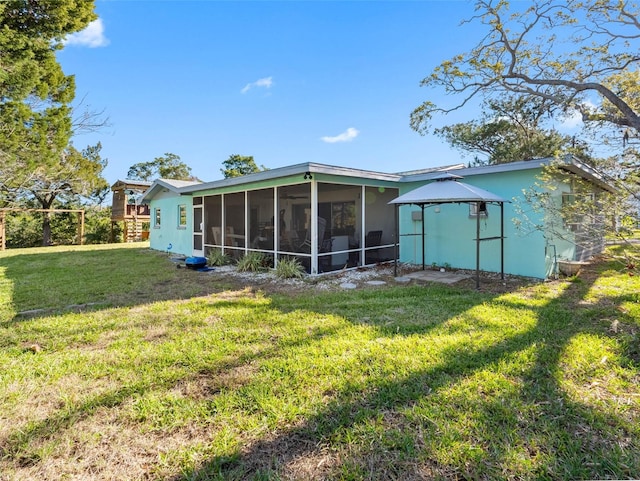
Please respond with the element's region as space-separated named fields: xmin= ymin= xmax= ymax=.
xmin=154 ymin=208 xmax=161 ymax=227
xmin=562 ymin=192 xmax=595 ymax=232
xmin=469 ymin=202 xmax=488 ymax=218
xmin=178 ymin=204 xmax=187 ymax=229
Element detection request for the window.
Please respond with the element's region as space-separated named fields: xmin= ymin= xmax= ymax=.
xmin=562 ymin=192 xmax=596 ymax=231
xmin=562 ymin=192 xmax=594 ymax=206
xmin=178 ymin=205 xmax=187 ymax=228
xmin=154 ymin=208 xmax=161 ymax=227
xmin=469 ymin=202 xmax=488 ymax=217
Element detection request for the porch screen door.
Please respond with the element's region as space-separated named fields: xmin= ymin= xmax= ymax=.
xmin=193 ymin=204 xmax=203 ymax=256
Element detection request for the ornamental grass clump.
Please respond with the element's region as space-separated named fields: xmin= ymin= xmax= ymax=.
xmin=206 ymin=248 xmax=230 ymax=266
xmin=275 ymin=256 xmax=305 ymax=279
xmin=236 ymin=251 xmax=268 ymax=272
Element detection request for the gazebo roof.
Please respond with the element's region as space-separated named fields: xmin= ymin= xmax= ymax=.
xmin=389 ymin=177 xmax=509 ymax=205
xmin=388 ymin=175 xmax=508 ymax=289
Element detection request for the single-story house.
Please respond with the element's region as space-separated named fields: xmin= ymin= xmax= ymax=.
xmin=140 ymin=156 xmax=615 ymax=279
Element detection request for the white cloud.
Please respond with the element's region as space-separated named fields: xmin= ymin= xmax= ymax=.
xmin=241 ymin=76 xmax=273 ymax=94
xmin=64 ymin=19 xmax=109 ymax=48
xmin=561 ymin=100 xmax=598 ymax=129
xmin=321 ymin=127 xmax=360 ymax=143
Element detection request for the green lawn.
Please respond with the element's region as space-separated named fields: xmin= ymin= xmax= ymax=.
xmin=0 ymin=244 xmax=638 ymax=480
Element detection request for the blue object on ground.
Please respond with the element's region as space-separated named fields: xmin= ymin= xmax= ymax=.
xmin=185 ymin=256 xmax=207 ymax=269
xmin=196 ymin=266 xmax=215 ymax=272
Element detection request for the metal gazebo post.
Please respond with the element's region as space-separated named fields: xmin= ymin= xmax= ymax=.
xmin=501 ymin=202 xmax=505 ymax=281
xmin=421 ymin=204 xmax=425 ymax=271
xmin=394 ymin=203 xmax=399 ymax=277
xmin=476 ymin=204 xmax=481 ymax=290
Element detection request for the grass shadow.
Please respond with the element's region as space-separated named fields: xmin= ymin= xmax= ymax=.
xmin=1 ymin=246 xmax=638 ymax=479
xmin=174 ymin=262 xmax=639 ymax=480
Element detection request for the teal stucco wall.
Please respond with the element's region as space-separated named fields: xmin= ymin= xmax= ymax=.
xmin=148 ymin=192 xmax=193 ymax=257
xmin=397 ymin=168 xmax=562 ymax=279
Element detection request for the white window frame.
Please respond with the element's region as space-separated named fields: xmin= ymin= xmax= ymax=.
xmin=469 ymin=202 xmax=488 ymax=218
xmin=177 ymin=204 xmax=187 ymax=229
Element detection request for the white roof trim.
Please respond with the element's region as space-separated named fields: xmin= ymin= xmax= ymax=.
xmin=169 ymin=162 xmax=402 ymax=195
xmin=140 ymin=155 xmax=616 ymax=202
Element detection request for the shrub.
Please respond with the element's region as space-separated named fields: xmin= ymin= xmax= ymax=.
xmin=84 ymin=207 xmax=118 ymax=244
xmin=206 ymin=248 xmax=231 ymax=266
xmin=5 ymin=212 xmax=41 ymax=248
xmin=275 ymin=257 xmax=305 ymax=279
xmin=236 ymin=252 xmax=268 ymax=272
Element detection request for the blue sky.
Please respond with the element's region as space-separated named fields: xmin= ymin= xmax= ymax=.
xmin=58 ymin=1 xmax=494 ymax=185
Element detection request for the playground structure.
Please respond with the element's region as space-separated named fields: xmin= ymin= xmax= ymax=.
xmin=110 ymin=180 xmax=151 ymax=242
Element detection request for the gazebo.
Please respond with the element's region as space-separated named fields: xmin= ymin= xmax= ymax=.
xmin=389 ymin=174 xmax=509 ymax=289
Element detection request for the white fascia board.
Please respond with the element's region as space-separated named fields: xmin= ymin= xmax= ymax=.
xmin=175 ymin=162 xmax=402 ymax=195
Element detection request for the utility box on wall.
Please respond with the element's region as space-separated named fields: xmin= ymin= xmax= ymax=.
xmin=411 ymin=210 xmax=422 ymax=221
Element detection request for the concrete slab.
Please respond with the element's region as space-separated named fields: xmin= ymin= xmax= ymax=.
xmin=394 ymin=276 xmax=412 ymax=284
xmin=402 ymin=270 xmax=470 ymax=284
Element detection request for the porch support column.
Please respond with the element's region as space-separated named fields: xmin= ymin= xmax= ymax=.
xmin=273 ymin=187 xmax=279 ymax=267
xmin=244 ymin=191 xmax=248 ymax=254
xmin=310 ymin=179 xmax=318 ymax=274
xmin=221 ymin=194 xmax=226 ymax=254
xmin=361 ymin=185 xmax=366 ymax=267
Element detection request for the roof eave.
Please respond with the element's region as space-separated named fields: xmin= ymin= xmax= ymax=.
xmin=175 ymin=162 xmax=402 ymax=194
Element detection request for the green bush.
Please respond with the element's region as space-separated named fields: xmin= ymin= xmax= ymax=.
xmin=206 ymin=248 xmax=231 ymax=266
xmin=5 ymin=212 xmax=41 ymax=248
xmin=236 ymin=252 xmax=268 ymax=272
xmin=275 ymin=257 xmax=305 ymax=279
xmin=50 ymin=211 xmax=79 ymax=245
xmin=84 ymin=207 xmax=119 ymax=244
xmin=4 ymin=206 xmax=122 ymax=248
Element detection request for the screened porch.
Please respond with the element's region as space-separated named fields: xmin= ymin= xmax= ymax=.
xmin=196 ymin=181 xmax=398 ymax=274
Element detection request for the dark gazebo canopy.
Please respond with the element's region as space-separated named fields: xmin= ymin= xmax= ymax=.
xmin=389 ymin=174 xmax=509 ymax=289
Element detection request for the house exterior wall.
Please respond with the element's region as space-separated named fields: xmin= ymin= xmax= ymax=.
xmin=148 ymin=191 xmax=193 ymax=256
xmin=146 ymin=162 xmax=607 ymax=279
xmin=398 ymin=168 xmax=557 ymax=279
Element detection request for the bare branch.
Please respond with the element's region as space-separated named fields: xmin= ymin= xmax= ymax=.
xmin=412 ymin=0 xmax=640 ymax=135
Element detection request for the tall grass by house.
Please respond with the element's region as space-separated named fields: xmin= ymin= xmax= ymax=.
xmin=0 ymin=244 xmax=638 ymax=480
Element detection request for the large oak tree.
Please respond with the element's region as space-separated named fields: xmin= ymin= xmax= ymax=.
xmin=434 ymin=95 xmax=593 ymax=165
xmin=411 ymin=0 xmax=640 ymax=138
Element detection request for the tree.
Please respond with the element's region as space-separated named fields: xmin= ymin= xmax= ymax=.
xmin=24 ymin=142 xmax=108 ymax=245
xmin=127 ymin=153 xmax=194 ymax=181
xmin=411 ymin=0 xmax=640 ymax=139
xmin=221 ymin=154 xmax=267 ymax=178
xmin=434 ymin=96 xmax=593 ymax=165
xmin=0 ymin=1 xmax=96 ymax=102
xmin=411 ymin=0 xmax=640 ymax=272
xmin=0 ymin=1 xmax=98 ymax=207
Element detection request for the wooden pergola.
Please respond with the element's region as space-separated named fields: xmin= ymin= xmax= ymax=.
xmin=0 ymin=208 xmax=85 ymax=250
